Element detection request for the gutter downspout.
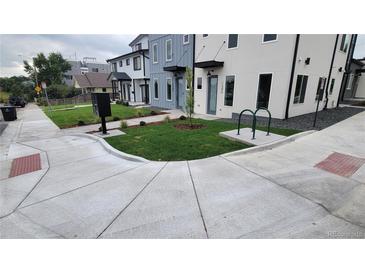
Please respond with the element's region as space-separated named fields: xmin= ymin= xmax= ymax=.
xmin=192 ymin=34 xmax=196 ymax=98
xmin=324 ymin=34 xmax=339 ymax=110
xmin=285 ymin=34 xmax=300 ymax=120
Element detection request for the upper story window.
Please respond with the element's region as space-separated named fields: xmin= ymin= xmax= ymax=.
xmin=91 ymin=68 xmax=99 ymax=72
xmin=228 ymin=34 xmax=238 ymax=49
xmin=112 ymin=63 xmax=117 ymax=72
xmin=126 ymin=58 xmax=130 ymax=66
xmin=203 ymin=34 xmax=208 ymax=37
xmin=183 ymin=35 xmax=189 ymax=44
xmin=263 ymin=34 xmax=278 ymax=43
xmin=135 ymin=43 xmax=142 ymax=51
xmin=166 ymin=39 xmax=172 ymax=61
xmin=152 ymin=43 xmax=158 ymax=63
xmin=340 ymin=34 xmax=350 ymax=53
xmin=119 ymin=60 xmax=123 ymax=67
xmin=293 ymin=75 xmax=308 ymax=104
xmin=133 ymin=56 xmax=141 ymax=71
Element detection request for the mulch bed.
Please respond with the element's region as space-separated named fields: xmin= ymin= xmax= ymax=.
xmin=174 ymin=124 xmax=206 ymax=130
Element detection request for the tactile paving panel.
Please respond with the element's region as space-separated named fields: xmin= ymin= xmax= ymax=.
xmin=9 ymin=153 xmax=41 ymax=178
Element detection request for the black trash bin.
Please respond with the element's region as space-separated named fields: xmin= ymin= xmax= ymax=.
xmin=0 ymin=106 xmax=17 ymax=121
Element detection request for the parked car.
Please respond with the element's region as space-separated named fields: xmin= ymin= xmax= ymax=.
xmin=8 ymin=95 xmax=27 ymax=107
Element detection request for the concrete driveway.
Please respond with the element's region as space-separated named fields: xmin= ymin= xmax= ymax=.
xmin=1 ymin=104 xmax=364 ymax=238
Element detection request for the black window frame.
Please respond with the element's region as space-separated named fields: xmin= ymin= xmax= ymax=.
xmin=133 ymin=56 xmax=141 ymax=71
xmin=203 ymin=34 xmax=208 ymax=37
xmin=329 ymin=78 xmax=335 ymax=95
xmin=263 ymin=34 xmax=278 ymax=43
xmin=228 ymin=34 xmax=238 ymax=49
xmin=224 ymin=75 xmax=235 ymax=106
xmin=340 ymin=34 xmax=349 ymax=52
xmin=197 ymin=77 xmax=202 ymax=89
xmin=293 ymin=75 xmax=308 ymax=104
xmin=126 ymin=58 xmax=130 ymax=66
xmin=166 ymin=78 xmax=172 ymax=101
xmin=119 ymin=60 xmax=123 ymax=67
xmin=91 ymin=68 xmax=99 ymax=73
xmin=154 ymin=80 xmax=159 ymax=99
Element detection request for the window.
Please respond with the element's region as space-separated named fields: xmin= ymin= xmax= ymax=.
xmin=185 ymin=79 xmax=190 ymax=90
xmin=228 ymin=34 xmax=238 ymax=48
xmin=256 ymin=73 xmax=272 ymax=108
xmin=166 ymin=39 xmax=172 ymax=61
xmin=166 ymin=78 xmax=172 ymax=101
xmin=112 ymin=63 xmax=117 ymax=72
xmin=152 ymin=43 xmax=158 ymax=63
xmin=133 ymin=56 xmax=141 ymax=70
xmin=346 ymin=74 xmax=354 ymax=90
xmin=224 ymin=75 xmax=235 ymax=106
xmin=154 ymin=79 xmax=159 ymax=99
xmin=91 ymin=68 xmax=99 ymax=72
xmin=126 ymin=58 xmax=130 ymax=66
xmin=293 ymin=75 xmax=308 ymax=104
xmin=316 ymin=77 xmax=327 ymax=100
xmin=64 ymin=75 xmax=73 ymax=80
xmin=340 ymin=34 xmax=350 ymax=52
xmin=183 ymin=35 xmax=189 ymax=44
xmin=119 ymin=60 xmax=123 ymax=67
xmin=197 ymin=77 xmax=202 ymax=89
xmin=329 ymin=79 xmax=335 ymax=95
xmin=135 ymin=43 xmax=142 ymax=50
xmin=203 ymin=34 xmax=208 ymax=37
xmin=263 ymin=34 xmax=278 ymax=43
xmin=102 ymin=88 xmax=106 ymax=92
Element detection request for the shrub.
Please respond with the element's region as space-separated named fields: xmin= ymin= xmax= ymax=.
xmin=113 ymin=116 xmax=120 ymax=121
xmin=122 ymin=101 xmax=129 ymax=106
xmin=164 ymin=115 xmax=171 ymax=123
xmin=136 ymin=109 xmax=144 ymax=117
xmin=150 ymin=110 xmax=157 ymax=115
xmin=179 ymin=115 xmax=187 ymax=120
xmin=116 ymin=100 xmax=123 ymax=105
xmin=139 ymin=121 xmax=146 ymax=126
xmin=120 ymin=120 xmax=128 ymax=129
xmin=78 ymin=120 xmax=85 ymax=126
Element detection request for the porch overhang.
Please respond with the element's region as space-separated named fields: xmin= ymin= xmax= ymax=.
xmin=194 ymin=60 xmax=224 ymax=68
xmin=163 ymin=66 xmax=186 ymax=72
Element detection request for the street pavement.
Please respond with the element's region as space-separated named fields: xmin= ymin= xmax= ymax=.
xmin=0 ymin=104 xmax=364 ymax=238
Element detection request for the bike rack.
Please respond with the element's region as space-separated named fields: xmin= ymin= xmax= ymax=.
xmin=254 ymin=108 xmax=272 ymax=136
xmin=237 ymin=109 xmax=256 ymax=139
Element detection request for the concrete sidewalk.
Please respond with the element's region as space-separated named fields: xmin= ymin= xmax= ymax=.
xmin=1 ymin=104 xmax=365 ymax=238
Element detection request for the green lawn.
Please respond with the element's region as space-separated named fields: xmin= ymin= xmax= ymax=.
xmin=43 ymin=104 xmax=158 ymax=128
xmin=105 ymin=119 xmax=301 ymax=161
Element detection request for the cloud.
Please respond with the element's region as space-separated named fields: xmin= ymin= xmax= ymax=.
xmin=0 ymin=34 xmax=135 ymax=77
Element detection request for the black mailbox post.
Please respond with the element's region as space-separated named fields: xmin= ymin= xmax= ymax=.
xmin=91 ymin=93 xmax=111 ymax=134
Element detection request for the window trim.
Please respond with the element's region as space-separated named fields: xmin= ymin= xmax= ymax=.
xmin=256 ymin=72 xmax=274 ymax=109
xmin=152 ymin=43 xmax=158 ymax=64
xmin=227 ymin=34 xmax=239 ymax=49
xmin=166 ymin=78 xmax=173 ymax=101
xmin=183 ymin=34 xmax=189 ymax=45
xmin=224 ymin=75 xmax=236 ymax=107
xmin=153 ymin=78 xmax=159 ymax=100
xmin=165 ymin=39 xmax=172 ymax=62
xmin=262 ymin=34 xmax=278 ymax=44
xmin=293 ymin=74 xmax=309 ymax=105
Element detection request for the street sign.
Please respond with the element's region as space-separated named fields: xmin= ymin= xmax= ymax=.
xmin=41 ymin=82 xmax=47 ymax=89
xmin=35 ymin=85 xmax=42 ymax=93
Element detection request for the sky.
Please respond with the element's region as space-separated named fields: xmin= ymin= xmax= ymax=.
xmin=1 ymin=34 xmax=364 ymax=77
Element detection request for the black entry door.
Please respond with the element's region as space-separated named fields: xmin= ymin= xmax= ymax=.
xmin=256 ymin=74 xmax=272 ymax=109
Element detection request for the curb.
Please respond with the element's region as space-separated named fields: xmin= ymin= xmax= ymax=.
xmin=222 ymin=130 xmax=317 ymax=157
xmin=70 ymin=133 xmax=149 ymax=163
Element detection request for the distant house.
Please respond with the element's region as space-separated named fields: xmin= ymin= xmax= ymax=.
xmin=106 ymin=34 xmax=150 ymax=103
xmin=64 ymin=58 xmax=110 ymax=86
xmin=73 ymin=73 xmax=112 ymax=94
xmin=342 ymin=58 xmax=365 ymax=99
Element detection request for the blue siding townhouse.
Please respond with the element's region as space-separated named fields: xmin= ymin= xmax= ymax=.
xmin=149 ymin=34 xmax=194 ymax=110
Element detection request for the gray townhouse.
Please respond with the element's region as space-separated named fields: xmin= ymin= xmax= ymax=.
xmin=63 ymin=58 xmax=110 ymax=86
xmin=149 ymin=34 xmax=194 ymax=110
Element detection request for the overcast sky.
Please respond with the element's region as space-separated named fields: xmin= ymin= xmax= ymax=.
xmin=1 ymin=34 xmax=364 ymax=77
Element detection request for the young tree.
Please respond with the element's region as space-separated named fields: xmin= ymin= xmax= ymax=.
xmin=24 ymin=52 xmax=71 ymax=85
xmin=185 ymin=67 xmax=194 ymax=127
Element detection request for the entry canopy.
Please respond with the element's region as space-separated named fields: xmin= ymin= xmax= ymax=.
xmin=163 ymin=66 xmax=186 ymax=72
xmin=194 ymin=60 xmax=224 ymax=68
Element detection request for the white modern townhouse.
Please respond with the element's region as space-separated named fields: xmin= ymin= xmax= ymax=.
xmin=193 ymin=34 xmax=356 ymax=119
xmin=106 ymin=34 xmax=150 ymax=103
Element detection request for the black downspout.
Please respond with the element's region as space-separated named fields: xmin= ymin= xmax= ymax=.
xmin=324 ymin=34 xmax=339 ymax=110
xmin=133 ymin=79 xmax=136 ymax=102
xmin=285 ymin=34 xmax=300 ymax=120
xmin=192 ymin=34 xmax=196 ymax=98
xmin=142 ymin=51 xmax=147 ymax=103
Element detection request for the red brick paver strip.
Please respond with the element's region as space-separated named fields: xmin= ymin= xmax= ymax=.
xmin=9 ymin=153 xmax=42 ymax=178
xmin=315 ymin=152 xmax=365 ymax=178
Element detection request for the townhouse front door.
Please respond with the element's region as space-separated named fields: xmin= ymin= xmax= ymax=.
xmin=176 ymin=78 xmax=185 ymax=109
xmin=207 ymin=76 xmax=218 ymax=115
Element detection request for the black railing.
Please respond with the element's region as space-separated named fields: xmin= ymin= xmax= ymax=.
xmin=254 ymin=107 xmax=272 ymax=136
xmin=237 ymin=109 xmax=256 ymax=139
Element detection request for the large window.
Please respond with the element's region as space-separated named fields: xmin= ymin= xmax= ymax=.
xmin=256 ymin=74 xmax=272 ymax=108
xmin=166 ymin=39 xmax=172 ymax=61
xmin=263 ymin=34 xmax=278 ymax=43
xmin=340 ymin=34 xmax=350 ymax=52
xmin=197 ymin=77 xmax=202 ymax=89
xmin=166 ymin=78 xmax=172 ymax=101
xmin=228 ymin=34 xmax=238 ymax=48
xmin=133 ymin=56 xmax=141 ymax=71
xmin=293 ymin=75 xmax=308 ymax=104
xmin=224 ymin=75 xmax=235 ymax=106
xmin=329 ymin=79 xmax=335 ymax=95
xmin=183 ymin=35 xmax=189 ymax=44
xmin=152 ymin=43 xmax=158 ymax=63
xmin=154 ymin=79 xmax=159 ymax=99
xmin=112 ymin=63 xmax=117 ymax=72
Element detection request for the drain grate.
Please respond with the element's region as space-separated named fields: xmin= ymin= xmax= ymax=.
xmin=315 ymin=152 xmax=365 ymax=178
xmin=9 ymin=153 xmax=41 ymax=178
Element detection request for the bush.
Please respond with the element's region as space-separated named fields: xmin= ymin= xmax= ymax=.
xmin=36 ymin=97 xmax=47 ymax=106
xmin=78 ymin=120 xmax=85 ymax=126
xmin=179 ymin=115 xmax=187 ymax=120
xmin=164 ymin=115 xmax=171 ymax=123
xmin=136 ymin=109 xmax=144 ymax=117
xmin=113 ymin=116 xmax=120 ymax=121
xmin=150 ymin=110 xmax=157 ymax=115
xmin=120 ymin=120 xmax=128 ymax=129
xmin=116 ymin=100 xmax=123 ymax=105
xmin=123 ymin=101 xmax=129 ymax=106
xmin=139 ymin=121 xmax=146 ymax=126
